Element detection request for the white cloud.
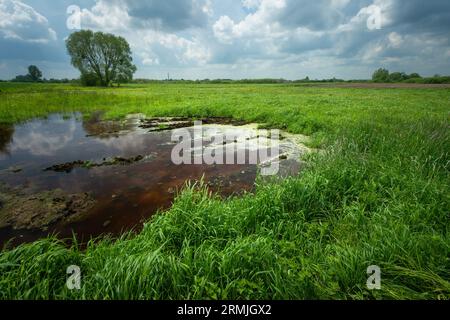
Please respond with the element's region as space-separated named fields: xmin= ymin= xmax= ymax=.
xmin=242 ymin=0 xmax=263 ymax=10
xmin=330 ymin=0 xmax=351 ymax=8
xmin=11 ymin=121 xmax=76 ymax=156
xmin=388 ymin=32 xmax=403 ymax=48
xmin=213 ymin=0 xmax=286 ymax=43
xmin=80 ymin=0 xmax=211 ymax=31
xmin=0 ymin=0 xmax=56 ymax=43
xmin=213 ymin=16 xmax=236 ymax=44
xmin=139 ymin=51 xmax=160 ymax=66
xmin=140 ymin=31 xmax=211 ymax=65
xmin=77 ymin=0 xmax=212 ymax=66
xmin=80 ymin=0 xmax=130 ymax=32
xmin=201 ymin=0 xmax=214 ymax=16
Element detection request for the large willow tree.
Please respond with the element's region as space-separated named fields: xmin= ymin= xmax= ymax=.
xmin=66 ymin=30 xmax=137 ymax=86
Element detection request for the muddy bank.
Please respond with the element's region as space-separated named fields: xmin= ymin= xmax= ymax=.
xmin=44 ymin=155 xmax=147 ymax=173
xmin=0 ymin=184 xmax=95 ymax=230
xmin=139 ymin=117 xmax=249 ymax=132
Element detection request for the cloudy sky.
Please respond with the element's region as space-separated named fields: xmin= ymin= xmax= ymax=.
xmin=1 ymin=0 xmax=449 ymax=80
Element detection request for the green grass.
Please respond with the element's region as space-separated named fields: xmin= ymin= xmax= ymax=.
xmin=0 ymin=83 xmax=449 ymax=299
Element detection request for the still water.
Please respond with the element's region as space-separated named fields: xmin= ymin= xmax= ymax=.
xmin=1 ymin=113 xmax=294 ymax=247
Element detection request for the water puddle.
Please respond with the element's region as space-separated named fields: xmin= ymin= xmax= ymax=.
xmin=0 ymin=113 xmax=311 ymax=247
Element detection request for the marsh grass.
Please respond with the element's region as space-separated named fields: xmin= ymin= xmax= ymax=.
xmin=0 ymin=83 xmax=448 ymax=299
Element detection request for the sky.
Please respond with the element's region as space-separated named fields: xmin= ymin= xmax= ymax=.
xmin=0 ymin=0 xmax=450 ymax=80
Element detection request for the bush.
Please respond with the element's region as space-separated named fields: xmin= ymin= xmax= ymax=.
xmin=80 ymin=72 xmax=100 ymax=87
xmin=11 ymin=75 xmax=34 ymax=83
xmin=372 ymin=68 xmax=390 ymax=82
xmin=403 ymin=76 xmax=450 ymax=84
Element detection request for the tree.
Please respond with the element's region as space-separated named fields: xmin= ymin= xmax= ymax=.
xmin=372 ymin=68 xmax=390 ymax=82
xmin=389 ymin=72 xmax=408 ymax=82
xmin=114 ymin=58 xmax=136 ymax=87
xmin=66 ymin=30 xmax=136 ymax=87
xmin=28 ymin=65 xmax=42 ymax=81
xmin=80 ymin=72 xmax=100 ymax=87
xmin=12 ymin=65 xmax=43 ymax=82
xmin=12 ymin=74 xmax=33 ymax=82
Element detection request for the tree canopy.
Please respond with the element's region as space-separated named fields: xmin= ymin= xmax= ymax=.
xmin=372 ymin=68 xmax=390 ymax=82
xmin=28 ymin=66 xmax=42 ymax=81
xmin=372 ymin=68 xmax=423 ymax=83
xmin=66 ymin=30 xmax=137 ymax=87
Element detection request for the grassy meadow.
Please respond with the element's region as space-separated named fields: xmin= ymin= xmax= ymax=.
xmin=0 ymin=82 xmax=449 ymax=299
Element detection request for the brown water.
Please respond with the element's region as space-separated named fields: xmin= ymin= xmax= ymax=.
xmin=0 ymin=114 xmax=263 ymax=247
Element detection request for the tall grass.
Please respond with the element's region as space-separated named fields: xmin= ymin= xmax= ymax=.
xmin=0 ymin=83 xmax=449 ymax=299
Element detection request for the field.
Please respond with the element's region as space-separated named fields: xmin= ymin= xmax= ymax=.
xmin=0 ymin=82 xmax=449 ymax=299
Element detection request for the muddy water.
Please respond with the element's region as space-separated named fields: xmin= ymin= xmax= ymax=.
xmin=0 ymin=114 xmax=306 ymax=248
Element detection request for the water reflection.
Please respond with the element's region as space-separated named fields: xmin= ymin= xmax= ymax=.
xmin=0 ymin=124 xmax=14 ymax=157
xmin=0 ymin=114 xmax=260 ymax=247
xmin=10 ymin=120 xmax=76 ymax=156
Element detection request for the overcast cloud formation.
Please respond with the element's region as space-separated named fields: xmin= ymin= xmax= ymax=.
xmin=0 ymin=0 xmax=449 ymax=80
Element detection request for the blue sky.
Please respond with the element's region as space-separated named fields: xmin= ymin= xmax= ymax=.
xmin=1 ymin=0 xmax=450 ymax=80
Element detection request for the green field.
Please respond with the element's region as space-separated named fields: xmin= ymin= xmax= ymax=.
xmin=0 ymin=83 xmax=449 ymax=299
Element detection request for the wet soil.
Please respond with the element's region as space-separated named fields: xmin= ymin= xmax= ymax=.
xmin=44 ymin=155 xmax=147 ymax=173
xmin=0 ymin=184 xmax=95 ymax=230
xmin=139 ymin=117 xmax=249 ymax=132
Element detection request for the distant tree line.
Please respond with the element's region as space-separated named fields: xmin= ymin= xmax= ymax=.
xmin=372 ymin=68 xmax=450 ymax=84
xmin=116 ymin=75 xmax=450 ymax=85
xmin=131 ymin=77 xmax=346 ymax=85
xmin=9 ymin=65 xmax=77 ymax=83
